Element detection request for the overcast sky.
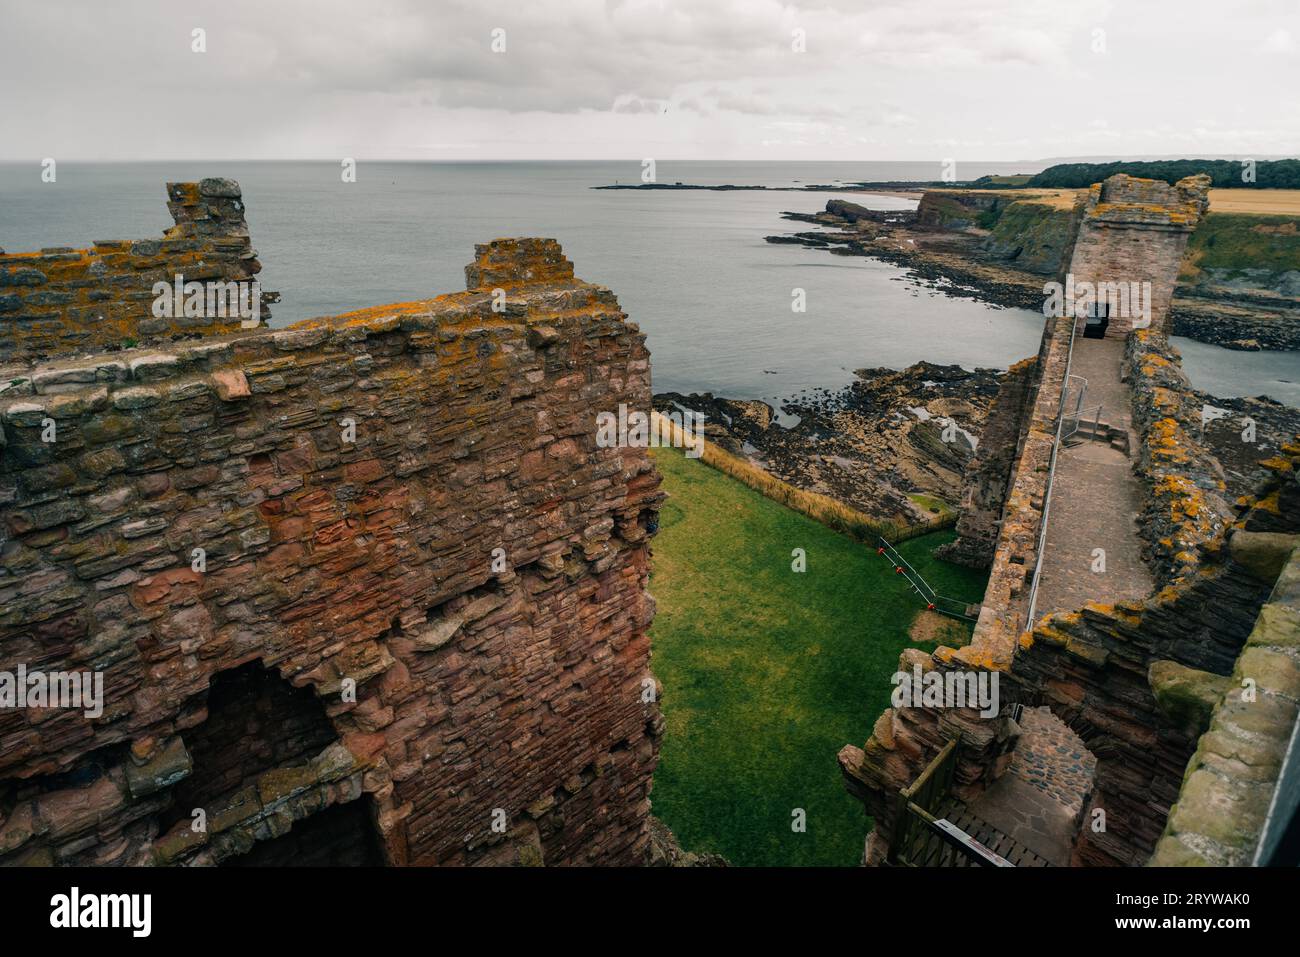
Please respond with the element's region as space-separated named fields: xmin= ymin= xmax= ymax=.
xmin=2 ymin=0 xmax=1297 ymax=162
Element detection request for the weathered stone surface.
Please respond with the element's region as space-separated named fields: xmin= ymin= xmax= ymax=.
xmin=1229 ymin=530 xmax=1299 ymax=583
xmin=840 ymin=176 xmax=1295 ymax=870
xmin=210 ymin=369 xmax=250 ymax=401
xmin=1126 ymin=330 xmax=1236 ymax=581
xmin=1148 ymin=660 xmax=1230 ymax=736
xmin=0 ymin=205 xmax=663 ymax=868
xmin=124 ymin=736 xmax=192 ymax=798
xmin=412 ymin=614 xmax=463 ymax=651
xmin=0 ymin=181 xmax=272 ymax=362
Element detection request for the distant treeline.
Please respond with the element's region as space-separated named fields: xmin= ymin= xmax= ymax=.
xmin=1025 ymin=159 xmax=1300 ymax=189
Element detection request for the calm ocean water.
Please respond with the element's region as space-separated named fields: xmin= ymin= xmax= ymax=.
xmin=1 ymin=161 xmax=1294 ymax=406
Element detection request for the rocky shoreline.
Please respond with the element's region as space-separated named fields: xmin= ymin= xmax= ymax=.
xmin=1189 ymin=390 xmax=1300 ymax=501
xmin=650 ymin=193 xmax=1297 ymax=533
xmin=593 ymin=182 xmax=928 ymax=195
xmin=769 ymin=197 xmax=1300 ymax=351
xmin=770 ymin=200 xmax=1047 ymax=311
xmin=654 ymin=361 xmax=1003 ymax=524
xmin=659 ymin=194 xmax=1300 ymax=528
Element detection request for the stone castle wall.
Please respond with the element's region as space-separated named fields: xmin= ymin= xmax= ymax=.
xmin=1152 ymin=529 xmax=1300 ymax=866
xmin=1011 ymin=458 xmax=1296 ymax=865
xmin=0 ymin=186 xmax=663 ymax=866
xmin=1065 ymin=174 xmax=1210 ymax=339
xmin=0 ymin=179 xmax=271 ymax=363
xmin=837 ymin=174 xmax=1278 ymax=867
xmin=1124 ymin=330 xmax=1237 ymax=582
xmin=840 ymin=438 xmax=1297 ymax=867
xmin=935 ymin=356 xmax=1038 ymax=569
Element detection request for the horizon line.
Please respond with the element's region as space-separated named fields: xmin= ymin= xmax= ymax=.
xmin=2 ymin=155 xmax=1297 ymax=166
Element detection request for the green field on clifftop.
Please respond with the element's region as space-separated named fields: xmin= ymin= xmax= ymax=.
xmin=647 ymin=447 xmax=987 ymax=867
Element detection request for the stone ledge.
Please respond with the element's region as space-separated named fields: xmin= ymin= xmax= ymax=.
xmin=1152 ymin=542 xmax=1300 ymax=865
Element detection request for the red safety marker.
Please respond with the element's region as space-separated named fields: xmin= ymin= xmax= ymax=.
xmin=877 ymin=547 xmax=885 ymax=555
xmin=927 ymin=603 xmax=935 ymax=610
xmin=895 ymin=566 xmax=903 ymax=574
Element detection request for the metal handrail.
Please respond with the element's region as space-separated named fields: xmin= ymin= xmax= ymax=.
xmin=1024 ymin=316 xmax=1083 ymax=631
xmin=877 ymin=536 xmax=979 ymax=621
xmin=1067 ymin=373 xmax=1087 ymax=416
xmin=1062 ymin=403 xmax=1104 ymax=444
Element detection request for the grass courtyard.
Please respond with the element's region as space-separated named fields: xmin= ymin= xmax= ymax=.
xmin=647 ymin=446 xmax=988 ymax=867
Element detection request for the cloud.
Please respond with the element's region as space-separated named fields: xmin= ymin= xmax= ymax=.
xmin=611 ymin=94 xmax=667 ymax=114
xmin=0 ymin=0 xmax=1297 ymax=160
xmin=1262 ymin=28 xmax=1296 ymax=54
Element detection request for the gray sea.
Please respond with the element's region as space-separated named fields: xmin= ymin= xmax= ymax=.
xmin=1 ymin=161 xmax=1295 ymax=406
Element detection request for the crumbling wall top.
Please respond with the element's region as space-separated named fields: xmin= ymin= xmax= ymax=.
xmin=0 ymin=180 xmax=269 ymax=364
xmin=1084 ymin=173 xmax=1212 ymax=229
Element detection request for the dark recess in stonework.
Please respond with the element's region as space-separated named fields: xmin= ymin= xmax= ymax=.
xmin=219 ymin=798 xmax=385 ymax=867
xmin=161 ymin=662 xmax=338 ymax=833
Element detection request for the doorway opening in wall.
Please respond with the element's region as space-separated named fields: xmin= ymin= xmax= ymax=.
xmin=1083 ymin=301 xmax=1109 ymax=339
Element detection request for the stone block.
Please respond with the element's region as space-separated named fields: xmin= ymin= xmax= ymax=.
xmin=124 ymin=736 xmax=192 ymax=798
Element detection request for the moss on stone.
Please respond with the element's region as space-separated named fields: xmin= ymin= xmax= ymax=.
xmin=1148 ymin=660 xmax=1230 ymax=736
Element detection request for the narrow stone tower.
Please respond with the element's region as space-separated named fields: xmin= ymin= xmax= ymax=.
xmin=1062 ymin=173 xmax=1211 ymax=338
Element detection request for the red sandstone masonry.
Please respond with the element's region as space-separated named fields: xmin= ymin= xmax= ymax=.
xmin=0 ymin=189 xmax=663 ymax=866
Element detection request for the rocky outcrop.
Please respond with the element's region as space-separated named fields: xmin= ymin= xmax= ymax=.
xmin=915 ymin=190 xmax=1016 ymax=231
xmin=981 ymin=199 xmax=1079 ymax=276
xmin=0 ymin=185 xmax=664 ymax=866
xmin=654 ymin=362 xmax=1000 ymax=524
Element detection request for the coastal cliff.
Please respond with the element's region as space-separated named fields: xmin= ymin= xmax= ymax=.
xmin=777 ymin=188 xmax=1300 ymax=351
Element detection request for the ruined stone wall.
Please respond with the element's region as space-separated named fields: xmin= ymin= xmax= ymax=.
xmin=0 ymin=179 xmax=270 ymax=363
xmin=837 ymin=175 xmax=1268 ymax=867
xmin=936 ymin=356 xmax=1038 ymax=568
xmin=1065 ymin=174 xmax=1210 ymax=339
xmin=1013 ymin=453 xmax=1297 ymax=866
xmin=840 ymin=444 xmax=1297 ymax=866
xmin=0 ymin=192 xmax=663 ymax=867
xmin=1152 ymin=533 xmax=1300 ymax=866
xmin=1124 ymin=330 xmax=1236 ymax=583
xmin=839 ymin=260 xmax=1088 ymax=865
xmin=967 ymin=304 xmax=1082 ymax=666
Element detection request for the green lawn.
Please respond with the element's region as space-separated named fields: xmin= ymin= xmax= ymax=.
xmin=647 ymin=447 xmax=987 ymax=867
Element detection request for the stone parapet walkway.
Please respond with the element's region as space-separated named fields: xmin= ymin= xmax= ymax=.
xmin=1032 ymin=335 xmax=1154 ymax=620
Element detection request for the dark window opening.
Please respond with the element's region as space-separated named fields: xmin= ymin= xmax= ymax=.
xmin=160 ymin=661 xmax=336 ymax=833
